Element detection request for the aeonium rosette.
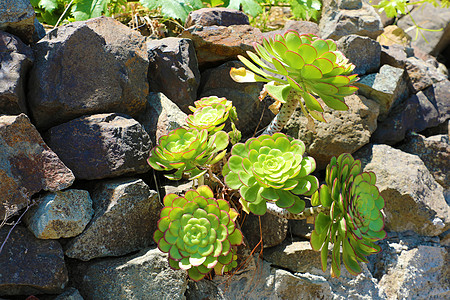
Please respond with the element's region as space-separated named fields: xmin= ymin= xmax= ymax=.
xmin=186 ymin=103 xmax=230 ymax=134
xmin=230 ymin=31 xmax=358 ymax=122
xmin=189 ymin=96 xmax=237 ymax=121
xmin=223 ymin=132 xmax=318 ymax=215
xmin=147 ymin=127 xmax=228 ymax=180
xmin=310 ymin=153 xmax=386 ymax=277
xmin=153 ymin=185 xmax=243 ymax=281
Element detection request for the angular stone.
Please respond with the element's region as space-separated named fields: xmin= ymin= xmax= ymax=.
xmin=378 ymin=245 xmax=449 ymax=299
xmin=27 ymin=17 xmax=149 ymax=130
xmin=320 ymin=0 xmax=383 ymax=40
xmin=284 ymin=94 xmax=379 ymax=170
xmin=355 ymin=144 xmax=450 ymax=236
xmin=406 ymin=56 xmax=448 ymax=93
xmin=147 ymin=37 xmax=200 ymax=113
xmin=185 ymin=8 xmax=249 ymax=28
xmin=0 ymin=31 xmax=33 ymax=115
xmin=355 ymin=64 xmax=409 ymax=120
xmin=0 ymin=0 xmax=35 ymax=44
xmin=399 ymin=134 xmax=450 ymax=190
xmin=380 ymin=44 xmax=411 ymax=69
xmin=397 ymin=4 xmax=450 ymax=56
xmin=372 ymin=80 xmax=450 ymax=144
xmin=337 ymin=35 xmax=381 ymax=75
xmin=262 ymin=20 xmax=319 ymax=38
xmin=137 ymin=92 xmax=188 ymax=146
xmin=24 ymin=189 xmax=94 ymax=239
xmin=376 ymin=25 xmax=412 ymax=47
xmin=241 ymin=212 xmax=288 ymax=249
xmin=45 ymin=113 xmax=151 ymax=180
xmin=0 ymin=114 xmax=75 ymax=223
xmin=274 ymin=270 xmax=333 ymax=299
xmin=0 ymin=226 xmax=68 ymax=296
xmin=264 ymin=239 xmax=322 ymax=273
xmin=180 ymin=25 xmax=263 ymax=68
xmin=54 ymin=287 xmax=84 ymax=300
xmin=64 ymin=178 xmax=161 ymax=261
xmin=69 ymin=247 xmax=187 ymax=300
xmin=199 ymin=60 xmax=274 ymax=139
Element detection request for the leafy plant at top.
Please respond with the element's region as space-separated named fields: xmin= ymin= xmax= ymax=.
xmin=310 ymin=153 xmax=386 ymax=277
xmin=147 ymin=127 xmax=228 ymax=180
xmin=289 ymin=0 xmax=322 ymax=22
xmin=154 ymin=185 xmax=243 ymax=281
xmin=231 ymin=31 xmax=358 ymax=126
xmin=223 ymin=132 xmax=318 ymax=215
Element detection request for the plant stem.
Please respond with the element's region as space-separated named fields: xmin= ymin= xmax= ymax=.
xmin=262 ymin=91 xmax=300 ymax=135
xmin=266 ymin=202 xmax=327 ymax=220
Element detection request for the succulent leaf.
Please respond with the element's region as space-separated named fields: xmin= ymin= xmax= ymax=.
xmin=224 ymin=133 xmax=318 ymax=215
xmin=154 ymin=186 xmax=243 ymax=281
xmin=310 ymin=153 xmax=386 ymax=277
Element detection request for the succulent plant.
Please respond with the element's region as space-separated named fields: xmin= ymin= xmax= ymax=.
xmin=189 ymin=96 xmax=237 ymax=119
xmin=223 ymin=132 xmax=318 ymax=215
xmin=310 ymin=153 xmax=386 ymax=277
xmin=186 ymin=103 xmax=230 ymax=134
xmin=147 ymin=127 xmax=228 ymax=180
xmin=153 ymin=185 xmax=243 ymax=281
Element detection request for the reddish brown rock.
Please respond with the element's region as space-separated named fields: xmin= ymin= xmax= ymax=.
xmin=180 ymin=25 xmax=263 ymax=68
xmin=0 ymin=225 xmax=68 ymax=296
xmin=0 ymin=114 xmax=75 ymax=223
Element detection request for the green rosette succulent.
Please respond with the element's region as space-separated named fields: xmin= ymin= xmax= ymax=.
xmin=186 ymin=103 xmax=230 ymax=134
xmin=147 ymin=127 xmax=228 ymax=180
xmin=310 ymin=154 xmax=386 ymax=277
xmin=223 ymin=132 xmax=318 ymax=215
xmin=153 ymin=185 xmax=243 ymax=281
xmin=230 ymin=31 xmax=358 ymax=121
xmin=189 ymin=96 xmax=237 ymax=120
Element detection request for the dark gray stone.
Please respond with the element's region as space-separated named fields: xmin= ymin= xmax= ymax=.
xmin=380 ymin=44 xmax=410 ymax=69
xmin=199 ymin=60 xmax=274 ymax=139
xmin=45 ymin=113 xmax=151 ymax=180
xmin=0 ymin=0 xmax=35 ymax=44
xmin=0 ymin=114 xmax=75 ymax=223
xmin=337 ymin=35 xmax=381 ymax=75
xmin=147 ymin=37 xmax=200 ymax=114
xmin=241 ymin=212 xmax=288 ymax=249
xmin=0 ymin=226 xmax=68 ymax=296
xmin=27 ymin=17 xmax=149 ymax=130
xmin=406 ymin=56 xmax=448 ymax=93
xmin=64 ymin=178 xmax=161 ymax=261
xmin=185 ymin=7 xmax=249 ymax=28
xmin=0 ymin=31 xmax=33 ymax=115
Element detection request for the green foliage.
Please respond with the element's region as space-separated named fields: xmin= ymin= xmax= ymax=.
xmin=71 ymin=0 xmax=111 ymax=21
xmin=223 ymin=132 xmax=318 ymax=215
xmin=153 ymin=185 xmax=243 ymax=281
xmin=310 ymin=154 xmax=386 ymax=277
xmin=230 ymin=31 xmax=358 ymax=123
xmin=373 ymin=0 xmax=449 ymax=18
xmin=289 ymin=0 xmax=321 ymax=22
xmin=147 ymin=127 xmax=229 ymax=180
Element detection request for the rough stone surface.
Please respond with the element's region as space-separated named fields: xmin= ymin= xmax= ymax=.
xmin=24 ymin=189 xmax=94 ymax=239
xmin=264 ymin=239 xmax=322 ymax=273
xmin=380 ymin=44 xmax=411 ymax=69
xmin=262 ymin=20 xmax=319 ymax=38
xmin=337 ymin=35 xmax=381 ymax=75
xmin=45 ymin=113 xmax=151 ymax=180
xmin=376 ymin=25 xmax=411 ymax=47
xmin=0 ymin=31 xmax=34 ymax=115
xmin=355 ymin=144 xmax=450 ymax=236
xmin=0 ymin=226 xmax=68 ymax=296
xmin=185 ymin=8 xmax=249 ymax=28
xmin=137 ymin=92 xmax=188 ymax=145
xmin=241 ymin=212 xmax=288 ymax=249
xmin=199 ymin=60 xmax=274 ymax=139
xmin=285 ymin=94 xmax=379 ymax=170
xmin=274 ymin=270 xmax=334 ymax=300
xmin=54 ymin=287 xmax=84 ymax=300
xmin=64 ymin=178 xmax=161 ymax=261
xmin=319 ymin=0 xmax=383 ymax=40
xmin=399 ymin=134 xmax=450 ymax=191
xmin=355 ymin=64 xmax=409 ymax=120
xmin=372 ymin=79 xmax=450 ymax=144
xmin=69 ymin=247 xmax=187 ymax=300
xmin=180 ymin=25 xmax=263 ymax=68
xmin=406 ymin=56 xmax=448 ymax=93
xmin=27 ymin=17 xmax=149 ymax=130
xmin=397 ymin=4 xmax=450 ymax=56
xmin=186 ymin=280 xmax=226 ymax=300
xmin=147 ymin=37 xmax=200 ymax=113
xmin=378 ymin=245 xmax=450 ymax=299
xmin=0 ymin=0 xmax=35 ymax=44
xmin=0 ymin=114 xmax=75 ymax=223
